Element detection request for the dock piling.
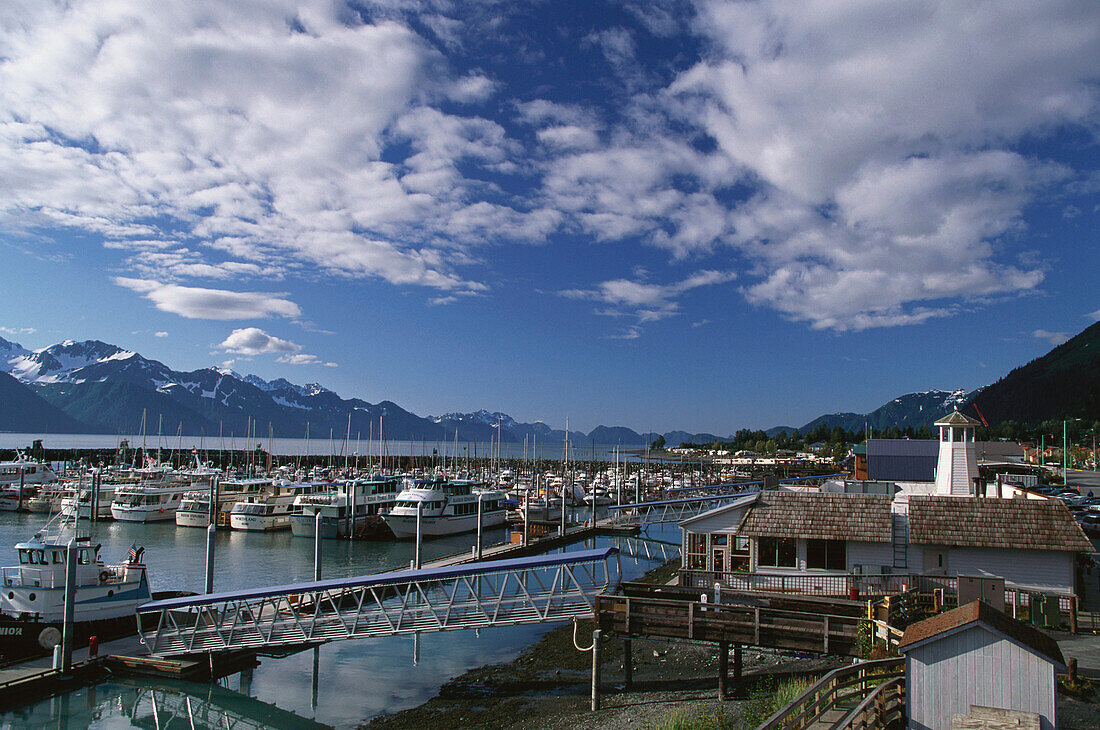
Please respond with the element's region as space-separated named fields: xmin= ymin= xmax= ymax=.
xmin=414 ymin=502 xmax=423 ymax=570
xmin=590 ymin=628 xmax=602 ymax=711
xmin=476 ymin=494 xmax=484 ymax=559
xmin=61 ymin=541 xmax=77 ymax=673
xmin=718 ymin=641 xmax=728 ymax=701
xmin=314 ymin=511 xmax=323 ymax=580
xmin=204 ymin=523 xmax=216 ymax=593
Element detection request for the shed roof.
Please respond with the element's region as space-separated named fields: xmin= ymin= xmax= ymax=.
xmin=736 ymin=491 xmax=893 ymax=543
xmin=908 ymin=496 xmax=1093 ymax=552
xmin=899 ymin=600 xmax=1065 ymax=668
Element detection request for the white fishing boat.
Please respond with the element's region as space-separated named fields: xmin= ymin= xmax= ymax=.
xmin=25 ymin=482 xmax=73 ymax=514
xmin=0 ymin=518 xmax=152 ymax=659
xmin=290 ymin=476 xmax=402 ymax=538
xmin=382 ymin=477 xmax=507 ymax=539
xmin=174 ymin=478 xmax=275 ymax=528
xmin=0 ymin=484 xmax=40 ymax=512
xmin=110 ymin=483 xmax=186 ymax=522
xmin=60 ymin=481 xmax=116 ymax=520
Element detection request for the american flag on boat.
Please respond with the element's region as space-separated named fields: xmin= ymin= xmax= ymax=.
xmin=128 ymin=543 xmax=139 ymax=562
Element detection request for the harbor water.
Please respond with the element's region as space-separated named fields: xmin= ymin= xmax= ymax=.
xmin=0 ymin=510 xmax=673 ymax=729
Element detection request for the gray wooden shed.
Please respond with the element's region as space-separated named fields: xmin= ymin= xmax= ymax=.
xmin=899 ymin=601 xmax=1064 ymax=730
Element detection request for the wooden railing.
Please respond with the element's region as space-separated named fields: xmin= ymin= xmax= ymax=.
xmin=681 ymin=570 xmax=1080 ymax=630
xmin=834 ymin=676 xmax=906 ymax=729
xmin=595 ymin=592 xmax=866 ymax=656
xmin=756 ymin=658 xmax=904 ymax=730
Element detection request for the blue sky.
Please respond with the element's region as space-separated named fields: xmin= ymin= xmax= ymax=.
xmin=0 ymin=0 xmax=1098 ymax=434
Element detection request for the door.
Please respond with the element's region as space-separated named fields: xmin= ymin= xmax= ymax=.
xmin=922 ymin=549 xmax=948 ymax=575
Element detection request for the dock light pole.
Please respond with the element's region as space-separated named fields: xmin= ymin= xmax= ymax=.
xmin=348 ymin=483 xmax=356 ymax=540
xmin=205 ymin=476 xmax=218 ymax=593
xmin=560 ymin=488 xmax=567 ymax=536
xmin=414 ymin=501 xmax=423 ymax=570
xmin=61 ymin=541 xmax=77 ymax=674
xmin=204 ymin=524 xmax=216 ymax=594
xmin=314 ymin=511 xmax=323 ymax=581
xmin=523 ymin=491 xmax=529 ymax=547
xmin=476 ymin=493 xmax=483 ymax=560
xmin=89 ymin=470 xmax=97 ymax=523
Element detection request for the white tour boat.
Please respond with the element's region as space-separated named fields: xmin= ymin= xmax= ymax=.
xmin=0 ymin=456 xmax=58 ymax=487
xmin=60 ymin=480 xmax=116 ymax=521
xmin=110 ymin=483 xmax=186 ymax=522
xmin=382 ymin=477 xmax=507 ymax=539
xmin=228 ymin=481 xmax=310 ymax=532
xmin=290 ymin=476 xmax=402 ymax=538
xmin=175 ymin=478 xmax=274 ymax=528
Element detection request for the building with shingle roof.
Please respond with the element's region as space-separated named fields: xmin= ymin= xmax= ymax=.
xmin=736 ymin=491 xmax=893 ymax=543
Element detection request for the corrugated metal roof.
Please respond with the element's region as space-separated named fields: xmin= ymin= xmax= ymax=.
xmin=866 ymin=439 xmax=940 ymax=458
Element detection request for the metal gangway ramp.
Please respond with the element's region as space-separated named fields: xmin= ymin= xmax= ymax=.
xmin=137 ymin=548 xmax=621 ymax=657
xmin=606 ymin=491 xmax=758 ymax=525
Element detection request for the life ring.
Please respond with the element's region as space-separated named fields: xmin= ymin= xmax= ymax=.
xmin=38 ymin=626 xmax=61 ymax=650
xmin=100 ymin=571 xmax=111 ymax=582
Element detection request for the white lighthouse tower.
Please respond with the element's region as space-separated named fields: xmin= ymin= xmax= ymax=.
xmin=934 ymin=409 xmax=981 ymax=496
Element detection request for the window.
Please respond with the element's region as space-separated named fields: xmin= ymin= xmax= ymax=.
xmin=686 ymin=533 xmax=707 ymax=570
xmin=806 ymin=539 xmax=846 ymax=570
xmin=757 ymin=537 xmax=796 ymax=568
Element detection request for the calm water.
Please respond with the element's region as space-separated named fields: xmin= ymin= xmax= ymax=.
xmin=0 ymin=511 xmax=674 ymax=729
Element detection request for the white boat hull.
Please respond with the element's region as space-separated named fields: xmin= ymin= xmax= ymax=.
xmin=383 ymin=510 xmax=507 ymax=539
xmin=230 ymin=513 xmax=292 ymax=532
xmin=111 ymin=505 xmax=177 ymax=522
xmin=175 ymin=511 xmax=214 ymax=528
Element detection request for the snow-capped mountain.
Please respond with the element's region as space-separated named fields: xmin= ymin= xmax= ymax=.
xmin=0 ymin=335 xmax=443 ymax=439
xmin=798 ymin=388 xmax=981 ymax=434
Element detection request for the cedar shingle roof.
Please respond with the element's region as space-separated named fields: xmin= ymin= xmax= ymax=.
xmin=899 ymin=600 xmax=1065 ymax=667
xmin=908 ymin=496 xmax=1093 ymax=552
xmin=736 ymin=491 xmax=893 ymax=543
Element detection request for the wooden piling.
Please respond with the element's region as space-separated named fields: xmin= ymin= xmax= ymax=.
xmin=590 ymin=629 xmax=602 ymax=711
xmin=718 ymin=641 xmax=728 ymax=701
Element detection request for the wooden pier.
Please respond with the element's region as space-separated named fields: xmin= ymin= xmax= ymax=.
xmin=589 ymin=582 xmax=874 ymax=710
xmin=596 ymin=583 xmax=867 ymax=656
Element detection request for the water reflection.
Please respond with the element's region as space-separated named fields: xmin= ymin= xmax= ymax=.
xmin=1 ymin=677 xmax=333 ymax=730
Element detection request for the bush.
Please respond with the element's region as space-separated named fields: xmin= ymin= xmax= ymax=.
xmin=647 ymin=675 xmax=817 ymax=730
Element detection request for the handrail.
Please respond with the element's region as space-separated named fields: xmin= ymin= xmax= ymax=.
xmin=756 ymin=658 xmax=903 ymax=730
xmin=833 ymin=676 xmax=905 ymax=729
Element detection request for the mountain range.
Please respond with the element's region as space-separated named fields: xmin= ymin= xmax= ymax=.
xmin=1 ymin=322 xmax=1097 ymax=444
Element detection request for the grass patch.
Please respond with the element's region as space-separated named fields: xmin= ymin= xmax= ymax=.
xmin=646 ymin=675 xmax=817 ymax=730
